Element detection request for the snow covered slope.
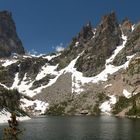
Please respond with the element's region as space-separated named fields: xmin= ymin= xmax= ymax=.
xmin=0 ymin=12 xmax=140 ymax=118
xmin=0 ymin=32 xmax=137 ymax=117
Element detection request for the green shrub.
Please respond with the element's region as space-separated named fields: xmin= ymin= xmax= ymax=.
xmin=97 ymin=92 xmax=109 ymax=102
xmin=92 ymin=103 xmax=101 ymax=115
xmin=126 ymin=107 xmax=140 ymax=116
xmin=46 ymin=101 xmax=68 ymax=116
xmin=112 ymin=96 xmax=130 ymax=114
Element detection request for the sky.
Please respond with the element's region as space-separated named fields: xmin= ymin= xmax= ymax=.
xmin=0 ymin=0 xmax=139 ymax=55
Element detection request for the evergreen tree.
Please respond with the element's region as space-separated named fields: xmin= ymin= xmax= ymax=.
xmin=3 ymin=112 xmax=23 ymax=140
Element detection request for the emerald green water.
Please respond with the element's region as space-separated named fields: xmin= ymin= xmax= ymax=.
xmin=0 ymin=116 xmax=140 ymax=140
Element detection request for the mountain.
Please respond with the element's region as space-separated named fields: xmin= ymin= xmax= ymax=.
xmin=0 ymin=11 xmax=140 ymax=122
xmin=0 ymin=11 xmax=25 ymax=57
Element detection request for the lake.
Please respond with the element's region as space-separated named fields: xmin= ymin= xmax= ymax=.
xmin=0 ymin=116 xmax=140 ymax=140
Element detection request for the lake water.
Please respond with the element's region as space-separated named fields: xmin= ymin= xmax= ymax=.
xmin=0 ymin=116 xmax=140 ymax=140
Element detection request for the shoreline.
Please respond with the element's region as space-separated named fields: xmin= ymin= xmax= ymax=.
xmin=0 ymin=115 xmax=31 ymax=124
xmin=1 ymin=114 xmax=140 ymax=124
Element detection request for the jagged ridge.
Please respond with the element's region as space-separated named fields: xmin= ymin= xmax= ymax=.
xmin=0 ymin=11 xmax=140 ymax=119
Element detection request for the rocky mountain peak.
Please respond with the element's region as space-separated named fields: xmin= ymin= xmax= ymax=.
xmin=121 ymin=18 xmax=133 ymax=36
xmin=93 ymin=11 xmax=122 ymax=51
xmin=0 ymin=10 xmax=25 ymax=57
xmin=101 ymin=11 xmax=116 ymax=25
xmin=77 ymin=21 xmax=94 ymax=43
xmin=75 ymin=12 xmax=122 ymax=76
xmin=122 ymin=18 xmax=132 ymax=27
xmin=98 ymin=12 xmax=120 ymax=36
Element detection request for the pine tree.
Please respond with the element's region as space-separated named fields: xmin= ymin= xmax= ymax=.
xmin=3 ymin=112 xmax=23 ymax=140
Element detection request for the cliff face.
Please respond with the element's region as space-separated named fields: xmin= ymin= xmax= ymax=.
xmin=75 ymin=12 xmax=122 ymax=76
xmin=0 ymin=11 xmax=25 ymax=57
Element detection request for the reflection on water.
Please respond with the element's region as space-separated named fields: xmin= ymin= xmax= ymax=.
xmin=0 ymin=116 xmax=140 ymax=140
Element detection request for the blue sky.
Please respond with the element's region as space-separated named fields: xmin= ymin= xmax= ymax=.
xmin=0 ymin=0 xmax=139 ymax=54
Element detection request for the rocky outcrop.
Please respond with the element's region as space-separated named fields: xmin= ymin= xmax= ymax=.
xmin=77 ymin=21 xmax=94 ymax=43
xmin=0 ymin=63 xmax=18 ymax=87
xmin=0 ymin=11 xmax=25 ymax=57
xmin=113 ymin=21 xmax=140 ymax=66
xmin=123 ymin=57 xmax=140 ymax=88
xmin=121 ymin=18 xmax=133 ymax=36
xmin=52 ymin=23 xmax=94 ymax=71
xmin=75 ymin=12 xmax=122 ymax=76
xmin=18 ymin=57 xmax=48 ymax=80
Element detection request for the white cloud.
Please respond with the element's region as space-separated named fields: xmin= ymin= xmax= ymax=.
xmin=55 ymin=43 xmax=65 ymax=52
xmin=29 ymin=49 xmax=38 ymax=55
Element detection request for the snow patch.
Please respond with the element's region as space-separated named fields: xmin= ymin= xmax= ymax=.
xmin=106 ymin=34 xmax=127 ymax=65
xmin=11 ymin=71 xmax=56 ymax=98
xmin=11 ymin=73 xmax=20 ymax=89
xmin=104 ymin=84 xmax=112 ymax=89
xmin=20 ymin=98 xmax=49 ymax=115
xmin=132 ymin=24 xmax=135 ymax=32
xmin=123 ymin=89 xmax=132 ymax=98
xmin=99 ymin=95 xmax=117 ymax=115
xmin=92 ymin=29 xmax=96 ymax=39
xmin=36 ymin=64 xmax=58 ymax=81
xmin=0 ymin=109 xmax=30 ymax=124
xmin=11 ymin=73 xmax=49 ymax=115
xmin=123 ymin=89 xmax=137 ymax=99
xmin=75 ymin=42 xmax=79 ymax=47
xmin=0 ymin=83 xmax=9 ymax=89
xmin=22 ymin=55 xmax=32 ymax=58
xmin=11 ymin=73 xmax=36 ymax=97
xmin=1 ymin=59 xmax=18 ymax=67
xmin=42 ymin=53 xmax=61 ymax=61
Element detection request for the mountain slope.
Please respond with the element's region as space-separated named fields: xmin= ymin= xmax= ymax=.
xmin=0 ymin=11 xmax=140 ymax=119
